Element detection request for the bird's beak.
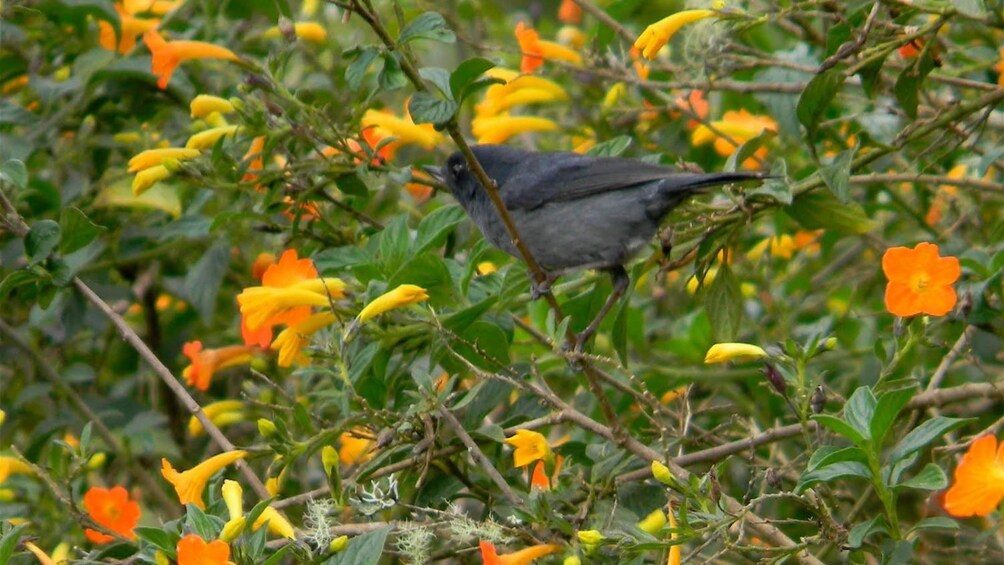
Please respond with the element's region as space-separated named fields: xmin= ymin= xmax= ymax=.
xmin=419 ymin=164 xmax=444 ymax=183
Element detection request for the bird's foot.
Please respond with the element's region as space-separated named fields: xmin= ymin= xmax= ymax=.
xmin=529 ymin=273 xmax=556 ymax=300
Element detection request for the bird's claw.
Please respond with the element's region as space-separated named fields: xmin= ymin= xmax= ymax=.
xmin=529 ymin=274 xmax=555 ymax=300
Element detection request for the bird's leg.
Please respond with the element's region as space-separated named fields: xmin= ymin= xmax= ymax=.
xmin=529 ymin=270 xmax=559 ymax=300
xmin=574 ymin=266 xmax=629 ymax=352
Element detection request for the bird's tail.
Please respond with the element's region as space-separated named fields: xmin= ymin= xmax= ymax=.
xmin=678 ymin=171 xmax=775 ymax=191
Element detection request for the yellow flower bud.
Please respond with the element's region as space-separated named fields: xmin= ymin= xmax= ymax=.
xmin=651 ymin=460 xmax=675 ymax=486
xmin=329 ymin=535 xmax=349 ymax=553
xmin=321 ymin=445 xmax=339 ymax=478
xmin=257 ymin=418 xmax=278 ymax=438
xmin=563 ymin=557 xmax=582 ymax=565
xmin=86 ymin=452 xmax=107 ymax=470
xmin=576 ymin=529 xmax=605 ymax=546
xmin=219 ymin=516 xmax=246 ymax=542
xmin=155 ymin=551 xmax=171 ymax=565
xmin=638 ymin=509 xmax=667 ymax=534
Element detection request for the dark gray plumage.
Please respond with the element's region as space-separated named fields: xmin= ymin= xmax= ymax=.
xmin=436 ymin=144 xmax=768 ymax=350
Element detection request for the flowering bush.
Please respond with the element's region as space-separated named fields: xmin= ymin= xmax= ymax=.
xmin=1 ymin=0 xmax=1003 ymax=563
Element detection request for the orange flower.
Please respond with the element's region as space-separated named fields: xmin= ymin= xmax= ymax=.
xmin=529 ymin=455 xmax=564 ymax=491
xmin=673 ymin=90 xmax=708 ymax=129
xmin=514 ymin=22 xmax=582 ymax=74
xmin=996 ymin=47 xmax=1004 ymax=87
xmin=338 ymin=429 xmax=375 ymax=466
xmin=405 ymin=168 xmax=435 ymax=202
xmin=242 ymin=136 xmax=266 ymax=182
xmin=882 ymin=242 xmax=960 ymax=317
xmin=143 ymin=30 xmax=240 ymax=89
xmin=479 ymin=540 xmax=561 ymax=565
xmin=251 ymin=252 xmax=276 ymax=280
xmin=181 ymin=341 xmax=256 ymax=391
xmin=504 ymin=429 xmax=552 ymax=468
xmin=83 ymin=486 xmax=140 ymax=543
xmin=238 ymin=249 xmax=320 ymax=347
xmin=98 ymin=4 xmax=159 ymax=54
xmin=943 ymin=435 xmax=1004 ymax=517
xmin=176 ymin=534 xmax=232 ymax=565
xmin=558 ymin=0 xmax=582 ymax=24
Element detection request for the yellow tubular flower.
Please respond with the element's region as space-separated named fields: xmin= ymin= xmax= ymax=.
xmin=472 ymin=114 xmax=558 ymax=144
xmin=536 ymin=39 xmax=583 ymax=66
xmin=651 ymin=460 xmax=674 ymax=486
xmin=271 ymin=311 xmax=338 ymax=367
xmin=667 ymin=504 xmax=681 ymax=565
xmin=128 ymin=147 xmax=201 ymax=173
xmin=219 ymin=516 xmax=246 ymax=543
xmin=361 ymin=109 xmax=442 ymax=149
xmin=356 ymin=284 xmax=429 ymax=324
xmin=476 ymin=87 xmax=569 ymax=117
xmin=704 ymin=343 xmax=768 ymax=364
xmin=185 ymin=125 xmax=242 ymax=150
xmin=190 ymin=95 xmax=235 ymax=118
xmin=238 ymin=277 xmax=346 ymax=330
xmin=321 ymin=445 xmax=339 ymax=477
xmin=23 ymin=542 xmax=56 ymax=565
xmin=557 ymin=25 xmax=587 ymax=49
xmin=188 ymin=400 xmax=245 ymax=437
xmin=160 ymin=450 xmax=248 ymax=509
xmin=98 ymin=6 xmax=159 ymax=54
xmin=252 ymin=506 xmax=296 ymax=539
xmin=263 ymin=22 xmax=328 ymax=43
xmin=634 ymin=10 xmax=716 ymax=60
xmin=132 ymin=165 xmax=172 ymax=195
xmin=476 ymin=262 xmax=498 ymax=275
xmin=504 ymin=429 xmax=552 ymax=468
xmin=338 ymin=429 xmax=375 ymax=466
xmin=576 ymin=530 xmax=605 ymax=546
xmin=0 ymin=456 xmax=34 ymax=484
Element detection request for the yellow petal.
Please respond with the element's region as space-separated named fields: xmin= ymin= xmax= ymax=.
xmin=704 ymin=342 xmax=768 ymax=364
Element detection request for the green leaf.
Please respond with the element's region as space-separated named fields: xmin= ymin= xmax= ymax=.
xmin=870 ymin=387 xmax=916 ymax=448
xmin=857 ymin=54 xmax=887 ymax=98
xmin=44 ymin=0 xmax=120 ymax=39
xmin=414 ymin=205 xmax=466 ymax=255
xmin=0 ymin=522 xmax=30 ymax=564
xmin=896 ymin=462 xmax=947 ymax=491
xmin=345 ymin=47 xmax=380 ymax=91
xmin=894 ymin=51 xmax=935 ymax=120
xmin=335 ymin=173 xmax=369 ymax=198
xmin=586 ymin=135 xmax=632 ymax=157
xmin=408 ymin=91 xmax=458 ymax=127
xmin=789 ymin=189 xmax=876 ymax=235
xmin=908 ymin=516 xmax=958 ymax=534
xmin=724 ymin=130 xmax=776 ymax=173
xmin=134 ymin=527 xmax=179 ymax=555
xmin=0 ymin=270 xmax=41 ymax=300
xmin=398 ymin=12 xmax=455 ymax=44
xmin=59 ymin=206 xmax=105 ymax=254
xmin=378 ymin=52 xmax=408 ymax=91
xmin=25 ymin=219 xmax=62 ymax=263
xmin=0 ymin=158 xmax=27 ymax=189
xmin=419 ymin=66 xmax=453 ymax=99
xmin=378 ymin=215 xmax=410 ymax=274
xmin=180 ymin=243 xmax=230 ymax=323
xmin=807 ymin=446 xmax=868 ymax=471
xmin=705 ymin=263 xmax=743 ymax=341
xmin=797 ymin=461 xmax=871 ymax=492
xmin=746 ymin=159 xmax=791 ymax=205
xmin=847 ymin=515 xmax=886 ymax=549
xmin=844 ymin=386 xmax=876 ymax=442
xmin=819 ymin=146 xmax=856 ymax=202
xmin=812 ymin=414 xmax=866 ymax=446
xmin=185 ymin=503 xmax=223 ymax=540
xmin=888 ymin=416 xmax=969 ymax=463
xmin=450 ymin=57 xmax=495 ymax=101
xmin=387 ymin=253 xmax=454 ymax=306
xmin=324 ymin=525 xmax=391 ymax=565
xmin=796 ymin=69 xmax=845 ymax=137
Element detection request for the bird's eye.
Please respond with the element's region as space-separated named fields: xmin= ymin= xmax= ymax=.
xmin=451 ymin=162 xmax=465 ymax=175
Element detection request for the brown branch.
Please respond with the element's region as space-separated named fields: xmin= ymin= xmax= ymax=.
xmin=437 ymin=406 xmax=522 ymax=507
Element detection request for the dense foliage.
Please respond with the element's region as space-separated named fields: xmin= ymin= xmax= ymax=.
xmin=1 ymin=0 xmax=1003 ymax=563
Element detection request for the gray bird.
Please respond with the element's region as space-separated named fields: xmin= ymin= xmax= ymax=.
xmin=431 ymin=144 xmax=768 ymax=351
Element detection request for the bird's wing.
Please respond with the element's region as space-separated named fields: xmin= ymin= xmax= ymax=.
xmin=499 ymin=155 xmax=678 ymax=210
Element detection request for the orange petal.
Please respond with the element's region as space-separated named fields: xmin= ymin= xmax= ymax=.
xmin=920 ymin=285 xmax=957 ymax=316
xmin=927 ymin=255 xmax=960 ymax=286
xmin=881 ymin=246 xmax=917 ymax=281
xmin=912 ymin=242 xmax=940 ymax=267
xmin=884 ymin=281 xmax=922 ymax=317
xmin=944 ymin=435 xmax=1004 ymax=517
